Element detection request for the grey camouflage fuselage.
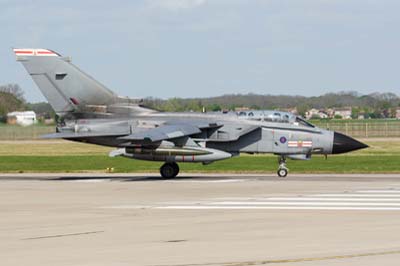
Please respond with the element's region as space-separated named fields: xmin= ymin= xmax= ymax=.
xmin=14 ymin=48 xmax=368 ymax=178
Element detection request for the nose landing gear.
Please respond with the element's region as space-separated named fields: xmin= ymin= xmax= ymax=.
xmin=277 ymin=156 xmax=288 ymax=177
xmin=160 ymin=162 xmax=180 ymax=179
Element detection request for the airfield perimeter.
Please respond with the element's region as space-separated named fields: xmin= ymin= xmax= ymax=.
xmin=2 ymin=173 xmax=400 ymax=265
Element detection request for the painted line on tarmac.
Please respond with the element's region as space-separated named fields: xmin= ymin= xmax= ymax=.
xmin=356 ymin=190 xmax=400 ymax=193
xmin=267 ymin=197 xmax=400 ymax=201
xmin=102 ymin=205 xmax=400 ymax=210
xmin=313 ymin=193 xmax=400 ymax=197
xmin=209 ymin=201 xmax=400 ymax=206
xmin=101 ymin=205 xmax=152 ymax=209
xmin=69 ymin=179 xmax=111 ymax=183
xmin=164 ymin=179 xmax=247 ymax=183
xmin=103 ymin=188 xmax=400 ymax=211
xmin=157 ymin=206 xmax=400 ymax=210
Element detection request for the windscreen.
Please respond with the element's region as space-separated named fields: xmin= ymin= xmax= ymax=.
xmin=295 ymin=117 xmax=315 ymax=128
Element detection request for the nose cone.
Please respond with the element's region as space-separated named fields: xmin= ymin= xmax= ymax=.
xmin=332 ymin=132 xmax=369 ymax=154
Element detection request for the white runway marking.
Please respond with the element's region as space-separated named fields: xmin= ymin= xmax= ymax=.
xmin=71 ymin=179 xmax=111 ymax=183
xmin=164 ymin=179 xmax=247 ymax=183
xmin=102 ymin=188 xmax=400 ymax=211
xmin=157 ymin=206 xmax=400 ymax=211
xmin=268 ymin=197 xmax=400 ymax=202
xmin=356 ymin=190 xmax=400 ymax=193
xmin=103 ymin=205 xmax=151 ymax=209
xmin=313 ymin=194 xmax=400 ymax=197
xmin=210 ymin=201 xmax=400 ymax=206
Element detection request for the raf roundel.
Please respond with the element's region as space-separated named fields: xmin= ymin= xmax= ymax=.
xmin=279 ymin=136 xmax=287 ymax=144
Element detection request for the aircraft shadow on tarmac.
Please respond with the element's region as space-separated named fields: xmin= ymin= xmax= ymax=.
xmin=51 ymin=175 xmax=207 ymax=182
xmin=48 ymin=175 xmax=400 ymax=183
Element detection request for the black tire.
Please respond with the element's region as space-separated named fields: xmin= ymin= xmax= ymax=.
xmin=160 ymin=163 xmax=178 ymax=179
xmin=277 ymin=168 xmax=288 ymax=178
xmin=171 ymin=162 xmax=180 ymax=176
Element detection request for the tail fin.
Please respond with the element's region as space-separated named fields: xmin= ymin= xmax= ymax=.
xmin=13 ymin=48 xmax=117 ymax=115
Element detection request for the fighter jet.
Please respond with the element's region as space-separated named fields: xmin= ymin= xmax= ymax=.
xmin=13 ymin=48 xmax=368 ymax=178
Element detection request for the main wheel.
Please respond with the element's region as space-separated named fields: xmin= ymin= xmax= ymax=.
xmin=171 ymin=162 xmax=179 ymax=176
xmin=277 ymin=168 xmax=288 ymax=178
xmin=160 ymin=163 xmax=179 ymax=179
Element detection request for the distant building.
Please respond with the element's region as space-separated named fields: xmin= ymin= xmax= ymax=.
xmin=305 ymin=108 xmax=328 ymax=119
xmin=7 ymin=111 xmax=37 ymax=126
xmin=396 ymin=108 xmax=400 ymax=119
xmin=325 ymin=108 xmax=335 ymax=118
xmin=334 ymin=107 xmax=352 ymax=119
xmin=305 ymin=109 xmax=317 ymax=119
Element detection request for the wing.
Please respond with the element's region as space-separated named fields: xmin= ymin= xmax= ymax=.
xmin=118 ymin=124 xmax=204 ymax=143
xmin=41 ymin=131 xmax=129 ymax=139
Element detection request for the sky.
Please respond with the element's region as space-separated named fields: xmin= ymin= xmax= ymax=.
xmin=1 ymin=0 xmax=400 ymax=102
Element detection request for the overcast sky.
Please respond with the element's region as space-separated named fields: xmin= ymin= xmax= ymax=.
xmin=1 ymin=0 xmax=400 ymax=102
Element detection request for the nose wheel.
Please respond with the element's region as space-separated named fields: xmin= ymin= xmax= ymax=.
xmin=277 ymin=156 xmax=288 ymax=177
xmin=277 ymin=167 xmax=288 ymax=177
xmin=160 ymin=162 xmax=180 ymax=179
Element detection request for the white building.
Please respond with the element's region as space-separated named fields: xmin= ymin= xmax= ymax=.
xmin=305 ymin=108 xmax=328 ymax=119
xmin=396 ymin=108 xmax=400 ymax=119
xmin=7 ymin=111 xmax=37 ymax=126
xmin=334 ymin=107 xmax=352 ymax=119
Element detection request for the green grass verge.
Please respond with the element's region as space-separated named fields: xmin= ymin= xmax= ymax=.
xmin=0 ymin=155 xmax=399 ymax=174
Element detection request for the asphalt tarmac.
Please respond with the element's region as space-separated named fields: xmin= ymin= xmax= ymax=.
xmin=1 ymin=173 xmax=400 ymax=266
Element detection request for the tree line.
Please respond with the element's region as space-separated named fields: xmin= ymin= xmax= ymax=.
xmin=144 ymin=91 xmax=400 ymax=118
xmin=1 ymin=83 xmax=399 ymax=120
xmin=0 ymin=84 xmax=55 ymax=122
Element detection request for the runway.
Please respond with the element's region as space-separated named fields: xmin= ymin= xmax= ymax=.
xmin=1 ymin=173 xmax=400 ymax=266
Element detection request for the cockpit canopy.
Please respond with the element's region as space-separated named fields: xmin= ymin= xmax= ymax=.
xmin=237 ymin=110 xmax=315 ymax=128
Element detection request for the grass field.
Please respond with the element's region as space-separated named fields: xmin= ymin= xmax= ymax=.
xmin=0 ymin=139 xmax=399 ymax=174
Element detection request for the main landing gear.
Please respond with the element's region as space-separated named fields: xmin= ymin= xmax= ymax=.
xmin=160 ymin=162 xmax=180 ymax=179
xmin=277 ymin=156 xmax=288 ymax=177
